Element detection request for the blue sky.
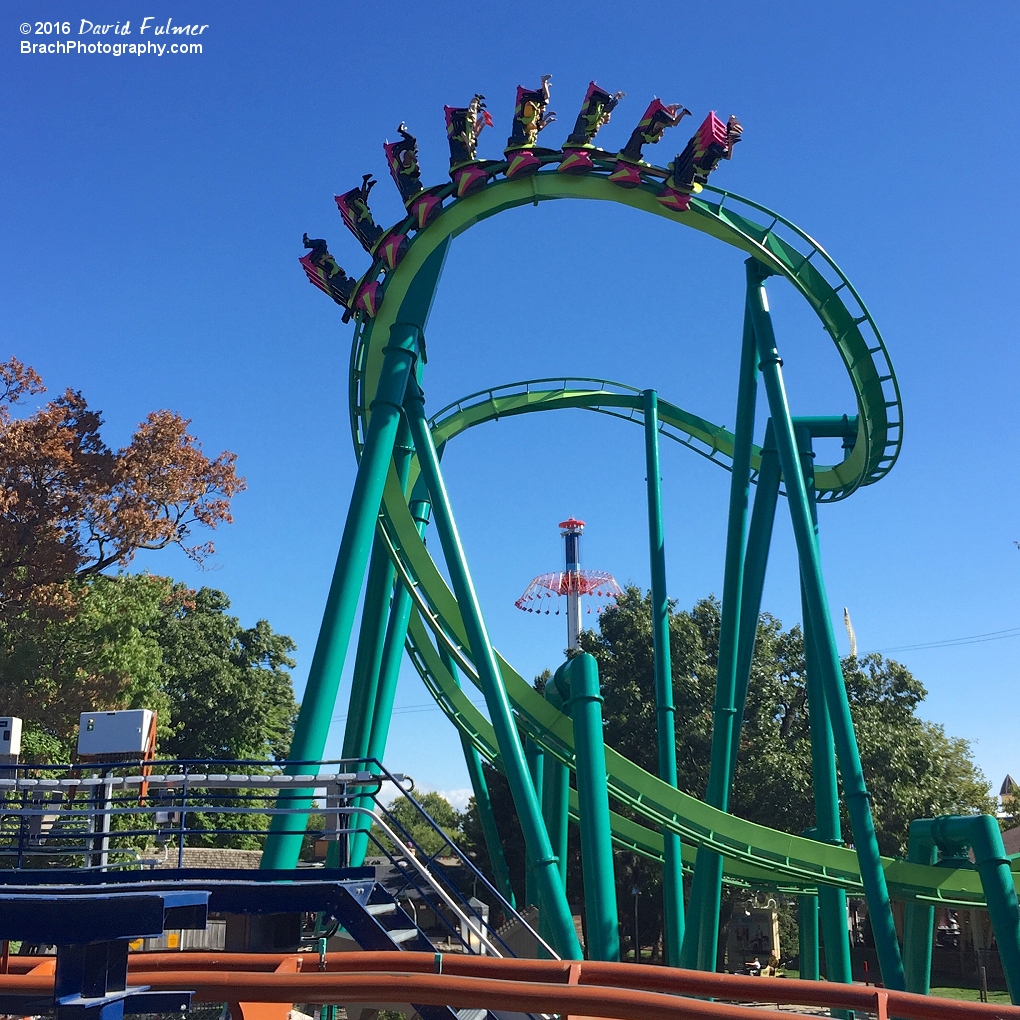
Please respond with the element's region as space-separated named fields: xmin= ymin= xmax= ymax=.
xmin=4 ymin=1 xmax=1018 ymax=810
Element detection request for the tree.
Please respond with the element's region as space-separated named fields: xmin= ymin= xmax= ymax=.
xmin=373 ymin=792 xmax=463 ymax=858
xmin=0 ymin=357 xmax=243 ymax=611
xmin=582 ymin=588 xmax=994 ymax=856
xmin=0 ymin=354 xmax=280 ymax=762
xmin=1 ymin=575 xmax=298 ymax=764
xmin=151 ymin=584 xmax=297 ymax=761
xmin=0 ymin=573 xmax=170 ymax=760
xmin=461 ymin=588 xmax=994 ymax=954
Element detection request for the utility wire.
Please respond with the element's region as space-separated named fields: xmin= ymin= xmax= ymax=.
xmin=864 ymin=626 xmax=1020 ymax=656
xmin=332 ymin=698 xmax=488 ymax=725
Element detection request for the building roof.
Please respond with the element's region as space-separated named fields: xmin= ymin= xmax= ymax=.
xmin=1003 ymin=826 xmax=1020 ymax=857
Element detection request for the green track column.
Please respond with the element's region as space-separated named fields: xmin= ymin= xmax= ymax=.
xmin=404 ymin=380 xmax=582 ymax=960
xmin=525 ymin=737 xmax=546 ymax=910
xmin=341 ymin=417 xmax=414 ymax=766
xmin=328 ymin=532 xmax=394 ymax=869
xmin=334 ymin=422 xmax=415 ymax=868
xmin=642 ymin=389 xmax=685 ymax=967
xmin=346 ymin=475 xmax=432 ymax=866
xmin=328 ymin=530 xmax=394 ymax=869
xmin=799 ymin=891 xmax=820 ymax=981
xmin=539 ymin=679 xmax=571 ymax=957
xmin=555 ymin=655 xmax=620 ymax=962
xmin=361 ymin=439 xmax=440 ymax=772
xmin=438 ymin=643 xmax=517 ymax=907
xmin=910 ymin=816 xmax=1020 ymax=1004
xmin=682 ymin=295 xmax=760 ymax=972
xmin=542 ymin=682 xmax=570 ymax=890
xmin=727 ymin=431 xmax=781 ymax=779
xmin=339 ymin=533 xmax=395 ymax=764
xmin=744 ymin=257 xmax=905 ymax=990
xmin=902 ymin=830 xmax=938 ymax=994
xmin=261 ymin=323 xmax=422 ymax=870
xmin=795 ymin=424 xmax=853 ymax=986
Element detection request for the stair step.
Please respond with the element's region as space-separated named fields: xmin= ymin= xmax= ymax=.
xmin=366 ymin=902 xmax=397 ymax=916
xmin=388 ymin=928 xmax=420 ymax=945
xmin=456 ymin=1010 xmax=487 ymax=1020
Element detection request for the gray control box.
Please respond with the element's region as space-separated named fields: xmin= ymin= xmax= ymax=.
xmin=0 ymin=716 xmax=22 ymax=758
xmin=77 ymin=709 xmax=154 ymax=758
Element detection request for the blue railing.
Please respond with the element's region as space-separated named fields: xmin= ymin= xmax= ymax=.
xmin=0 ymin=756 xmax=548 ymax=959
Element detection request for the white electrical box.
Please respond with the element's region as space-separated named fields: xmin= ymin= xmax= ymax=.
xmin=77 ymin=709 xmax=154 ymax=759
xmin=0 ymin=717 xmax=22 ymax=757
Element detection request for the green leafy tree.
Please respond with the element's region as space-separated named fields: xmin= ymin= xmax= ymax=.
xmin=0 ymin=573 xmax=171 ymax=759
xmin=373 ymin=792 xmax=464 ymax=858
xmin=462 ymin=588 xmax=993 ymax=955
xmin=151 ymin=585 xmax=297 ymax=761
xmin=2 ymin=576 xmax=297 ymax=767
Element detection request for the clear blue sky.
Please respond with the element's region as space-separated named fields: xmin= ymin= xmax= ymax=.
xmin=4 ymin=1 xmax=1018 ymax=810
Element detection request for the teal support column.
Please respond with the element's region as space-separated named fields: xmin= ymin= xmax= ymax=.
xmin=727 ymin=435 xmax=781 ymax=780
xmin=346 ymin=476 xmax=432 ymax=866
xmin=525 ymin=738 xmax=546 ymax=910
xmin=440 ymin=644 xmax=516 ymax=907
xmin=909 ymin=816 xmax=1020 ymax=1004
xmin=555 ymin=655 xmax=620 ymax=962
xmin=542 ymin=682 xmax=570 ymax=889
xmin=262 ymin=323 xmax=421 ymax=870
xmin=440 ymin=645 xmax=515 ymax=906
xmin=539 ymin=680 xmax=571 ymax=958
xmin=327 ymin=532 xmax=395 ymax=869
xmin=340 ymin=532 xmax=395 ymax=765
xmin=902 ymin=833 xmax=937 ymax=994
xmin=404 ymin=381 xmax=582 ymax=960
xmin=744 ymin=256 xmax=905 ymax=990
xmin=642 ymin=388 xmax=685 ymax=967
xmin=796 ymin=424 xmax=853 ymax=987
xmin=805 ymin=602 xmax=853 ymax=987
xmin=342 ymin=417 xmax=414 ymax=765
xmin=682 ymin=294 xmax=759 ymax=972
xmin=799 ymin=892 xmax=820 ymax=981
xmin=362 ymin=440 xmax=439 ymax=769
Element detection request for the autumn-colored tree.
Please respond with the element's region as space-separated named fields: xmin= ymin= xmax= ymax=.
xmin=0 ymin=357 xmax=270 ymax=769
xmin=0 ymin=357 xmax=244 ymax=610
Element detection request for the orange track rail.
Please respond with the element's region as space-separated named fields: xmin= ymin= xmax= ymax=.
xmin=3 ymin=951 xmax=1018 ymax=1019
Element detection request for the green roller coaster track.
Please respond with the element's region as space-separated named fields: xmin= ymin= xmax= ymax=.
xmin=349 ymin=170 xmax=903 ymax=501
xmin=272 ymin=140 xmax=1020 ymax=997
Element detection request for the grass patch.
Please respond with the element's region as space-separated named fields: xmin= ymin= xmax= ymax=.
xmin=931 ymin=986 xmax=1012 ymax=1004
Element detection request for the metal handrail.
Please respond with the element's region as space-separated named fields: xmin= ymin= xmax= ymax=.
xmin=0 ymin=757 xmax=552 ymax=959
xmin=347 ymin=757 xmax=544 ymax=951
xmin=335 ymin=805 xmax=509 ymax=958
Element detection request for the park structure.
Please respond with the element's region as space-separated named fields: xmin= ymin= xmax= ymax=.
xmin=285 ymin=76 xmax=1020 ymax=999
xmin=0 ymin=76 xmax=1018 ymax=1020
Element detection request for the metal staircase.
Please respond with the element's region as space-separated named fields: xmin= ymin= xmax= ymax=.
xmin=0 ymin=758 xmax=550 ymax=1019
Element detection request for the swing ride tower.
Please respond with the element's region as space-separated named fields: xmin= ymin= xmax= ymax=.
xmin=514 ymin=518 xmax=622 ymax=650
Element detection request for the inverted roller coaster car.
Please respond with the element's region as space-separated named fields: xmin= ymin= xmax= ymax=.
xmin=446 ymin=96 xmax=500 ymax=197
xmin=658 ymin=111 xmax=742 ymax=212
xmin=504 ymin=76 xmax=558 ymax=179
xmin=384 ymin=124 xmax=445 ymax=229
xmin=559 ymin=80 xmax=624 ymax=175
xmin=300 ymin=235 xmax=357 ymax=310
xmin=610 ymin=97 xmax=689 ymax=188
xmin=336 ymin=175 xmax=385 ymax=252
